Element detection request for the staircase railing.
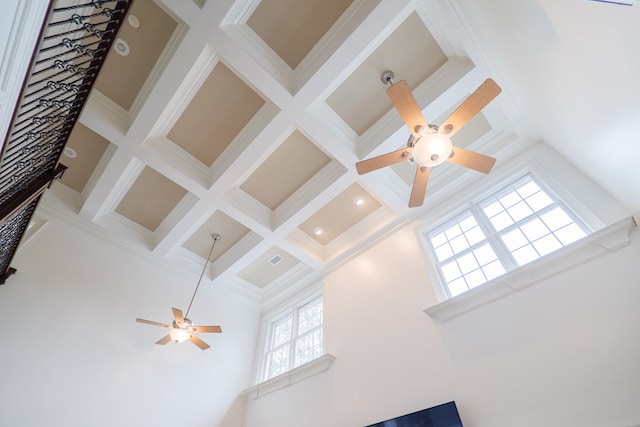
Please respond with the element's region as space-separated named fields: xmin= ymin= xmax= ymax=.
xmin=0 ymin=0 xmax=131 ymax=283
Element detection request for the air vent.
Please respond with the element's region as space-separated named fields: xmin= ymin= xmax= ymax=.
xmin=268 ymin=255 xmax=283 ymax=265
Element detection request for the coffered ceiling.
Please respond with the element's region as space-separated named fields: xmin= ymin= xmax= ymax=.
xmin=40 ymin=0 xmax=640 ymax=310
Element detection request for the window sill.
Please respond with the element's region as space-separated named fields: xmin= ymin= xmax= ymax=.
xmin=425 ymin=217 xmax=636 ymax=321
xmin=242 ymin=353 xmax=335 ymax=400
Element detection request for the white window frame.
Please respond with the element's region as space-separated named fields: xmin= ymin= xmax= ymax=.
xmin=261 ymin=294 xmax=324 ymax=382
xmin=423 ymin=170 xmax=592 ymax=300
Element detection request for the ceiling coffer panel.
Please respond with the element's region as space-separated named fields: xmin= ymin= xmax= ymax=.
xmin=247 ymin=0 xmax=354 ymax=69
xmin=326 ymin=12 xmax=447 ymax=135
xmin=115 ymin=167 xmax=188 ymax=231
xmin=240 ymin=130 xmax=332 ymax=210
xmin=93 ymin=0 xmax=178 ymax=111
xmin=237 ymin=246 xmax=301 ymax=288
xmin=167 ymin=62 xmax=265 ymax=167
xmin=58 ymin=123 xmax=111 ymax=193
xmin=182 ymin=210 xmax=251 ymax=262
xmin=299 ymin=183 xmax=381 ymax=245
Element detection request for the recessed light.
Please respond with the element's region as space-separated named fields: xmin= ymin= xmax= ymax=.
xmin=63 ymin=147 xmax=77 ymax=158
xmin=127 ymin=15 xmax=140 ymax=29
xmin=313 ymin=227 xmax=324 ymax=236
xmin=354 ymin=196 xmax=365 ymax=206
xmin=113 ymin=38 xmax=130 ymax=56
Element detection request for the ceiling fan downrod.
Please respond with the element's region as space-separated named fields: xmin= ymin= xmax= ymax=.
xmin=184 ymin=233 xmax=221 ymax=320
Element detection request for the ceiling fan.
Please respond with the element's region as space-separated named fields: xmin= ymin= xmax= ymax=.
xmin=355 ymin=71 xmax=502 ymax=208
xmin=136 ymin=307 xmax=221 ymax=350
xmin=136 ymin=234 xmax=223 ymax=350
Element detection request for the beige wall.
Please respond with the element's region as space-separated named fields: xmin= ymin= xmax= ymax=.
xmin=0 ymin=218 xmax=259 ymax=427
xmin=243 ymin=225 xmax=640 ymax=427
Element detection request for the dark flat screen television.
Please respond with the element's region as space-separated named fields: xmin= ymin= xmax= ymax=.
xmin=365 ymin=401 xmax=464 ymax=427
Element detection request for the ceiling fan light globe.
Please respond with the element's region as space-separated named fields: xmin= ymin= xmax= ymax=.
xmin=169 ymin=327 xmax=191 ymax=343
xmin=412 ymin=133 xmax=452 ymax=167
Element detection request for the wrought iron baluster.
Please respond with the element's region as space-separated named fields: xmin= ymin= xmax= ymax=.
xmin=0 ymin=0 xmax=131 ymax=282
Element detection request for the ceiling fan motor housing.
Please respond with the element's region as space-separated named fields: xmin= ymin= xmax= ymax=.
xmin=412 ymin=125 xmax=453 ymax=167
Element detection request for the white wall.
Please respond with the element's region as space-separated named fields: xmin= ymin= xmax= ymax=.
xmin=0 ymin=0 xmax=49 ymax=141
xmin=243 ymin=225 xmax=640 ymax=427
xmin=0 ymin=218 xmax=259 ymax=427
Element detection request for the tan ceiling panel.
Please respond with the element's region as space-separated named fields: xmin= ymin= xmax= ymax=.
xmin=299 ymin=183 xmax=381 ymax=245
xmin=167 ymin=62 xmax=265 ymax=167
xmin=390 ymin=160 xmax=416 ymax=187
xmin=115 ymin=167 xmax=187 ymax=231
xmin=450 ymin=111 xmax=492 ymax=149
xmin=93 ymin=0 xmax=178 ymax=110
xmin=247 ymin=0 xmax=353 ymax=69
xmin=327 ymin=12 xmax=447 ymax=135
xmin=182 ymin=210 xmax=251 ymax=262
xmin=237 ymin=246 xmax=300 ymax=288
xmin=59 ymin=123 xmax=110 ymax=193
xmin=240 ymin=131 xmax=331 ymax=210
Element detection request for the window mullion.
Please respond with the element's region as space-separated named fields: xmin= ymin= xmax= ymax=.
xmin=469 ymin=202 xmax=519 ymax=271
xmin=290 ymin=306 xmax=300 ymax=370
xmin=294 ymin=325 xmax=322 ymax=343
xmin=494 ymin=202 xmax=559 ymax=237
xmin=267 ymin=341 xmax=292 ymax=355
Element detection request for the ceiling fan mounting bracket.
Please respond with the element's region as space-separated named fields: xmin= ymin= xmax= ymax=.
xmin=415 ymin=124 xmax=440 ymax=135
xmin=381 ymin=70 xmax=395 ymax=85
xmin=441 ymin=124 xmax=454 ymax=135
xmin=406 ymin=133 xmax=416 ymax=147
xmin=173 ymin=318 xmax=193 ymax=329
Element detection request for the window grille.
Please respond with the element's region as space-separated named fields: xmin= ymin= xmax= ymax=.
xmin=426 ymin=173 xmax=587 ymax=297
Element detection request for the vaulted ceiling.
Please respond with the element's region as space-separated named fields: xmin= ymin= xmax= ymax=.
xmin=38 ymin=0 xmax=640 ymax=309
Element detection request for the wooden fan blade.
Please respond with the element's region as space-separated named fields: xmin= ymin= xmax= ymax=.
xmin=193 ymin=325 xmax=222 ymax=333
xmin=356 ymin=147 xmax=412 ymax=175
xmin=440 ymin=78 xmax=501 ymax=137
xmin=189 ymin=334 xmax=210 ymax=350
xmin=448 ymin=146 xmax=496 ymax=174
xmin=172 ymin=307 xmax=184 ymax=324
xmin=136 ymin=318 xmax=171 ymax=328
xmin=409 ymin=166 xmax=430 ymax=208
xmin=156 ymin=334 xmax=172 ymax=345
xmin=386 ymin=80 xmax=428 ymax=136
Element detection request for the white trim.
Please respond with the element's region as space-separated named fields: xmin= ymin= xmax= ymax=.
xmin=243 ymin=353 xmax=335 ymax=400
xmin=0 ymin=0 xmax=49 ymax=142
xmin=274 ymin=160 xmax=348 ymax=229
xmin=292 ymin=0 xmax=383 ymax=91
xmin=17 ymin=216 xmax=48 ymax=249
xmin=425 ymin=216 xmax=636 ymax=321
xmin=82 ymin=90 xmax=130 ymax=137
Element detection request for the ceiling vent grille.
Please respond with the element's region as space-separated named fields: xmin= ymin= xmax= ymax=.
xmin=268 ymin=255 xmax=284 ymax=265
